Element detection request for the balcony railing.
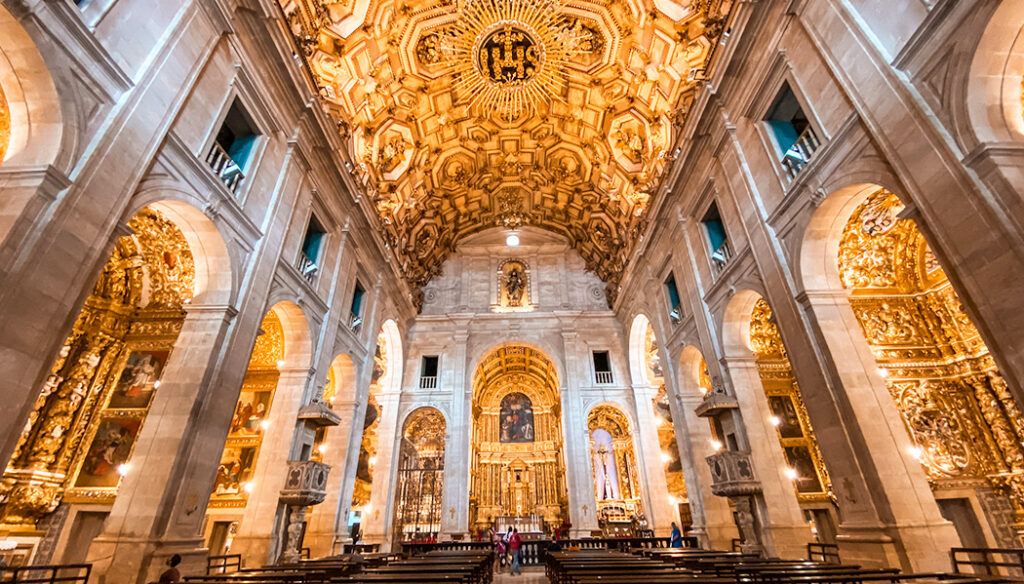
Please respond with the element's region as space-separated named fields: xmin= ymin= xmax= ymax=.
xmin=206 ymin=142 xmax=245 ymax=193
xmin=297 ymin=252 xmax=318 ymax=283
xmin=706 ymin=450 xmax=760 ymax=497
xmin=781 ymin=127 xmax=821 ymax=179
xmin=419 ymin=375 xmax=437 ymax=389
xmin=710 ymin=240 xmax=733 ymax=274
xmin=668 ymin=305 xmax=681 ymax=325
xmin=349 ymin=311 xmax=362 ymax=332
xmin=595 ymin=371 xmax=613 ymax=385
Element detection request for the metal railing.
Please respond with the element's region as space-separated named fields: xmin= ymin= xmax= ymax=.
xmin=297 ymin=253 xmax=318 ymax=283
xmin=0 ymin=564 xmax=90 ymax=584
xmin=206 ymin=554 xmax=241 ymax=575
xmin=781 ymin=127 xmax=821 ymax=179
xmin=595 ymin=371 xmax=613 ymax=385
xmin=710 ymin=240 xmax=732 ymax=274
xmin=807 ymin=542 xmax=840 ymax=564
xmin=419 ymin=376 xmax=437 ymax=389
xmin=349 ymin=312 xmax=362 ymax=332
xmin=206 ymin=142 xmax=245 ymax=193
xmin=951 ymin=547 xmax=1024 ymax=577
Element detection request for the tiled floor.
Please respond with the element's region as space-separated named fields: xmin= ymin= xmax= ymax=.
xmin=494 ymin=566 xmax=546 ymax=583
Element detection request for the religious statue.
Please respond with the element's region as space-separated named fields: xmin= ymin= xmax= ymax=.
xmin=500 ymin=261 xmax=528 ymax=307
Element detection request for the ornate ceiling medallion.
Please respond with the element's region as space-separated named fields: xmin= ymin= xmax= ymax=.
xmin=442 ymin=0 xmax=582 ymax=120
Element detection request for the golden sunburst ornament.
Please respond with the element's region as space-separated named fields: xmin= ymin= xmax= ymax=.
xmin=442 ymin=0 xmax=583 ymax=120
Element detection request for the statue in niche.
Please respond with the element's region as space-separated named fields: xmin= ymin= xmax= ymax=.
xmin=500 ymin=260 xmax=528 ymax=307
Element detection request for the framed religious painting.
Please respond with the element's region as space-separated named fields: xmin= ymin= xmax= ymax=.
xmin=767 ymin=395 xmax=804 ymax=439
xmin=212 ymin=446 xmax=257 ymax=496
xmin=228 ymin=391 xmax=272 ymax=437
xmin=499 ymin=392 xmax=535 ymax=443
xmin=783 ymin=445 xmax=824 ymax=494
xmin=73 ymin=416 xmax=143 ymax=488
xmin=106 ymin=349 xmax=169 ymax=409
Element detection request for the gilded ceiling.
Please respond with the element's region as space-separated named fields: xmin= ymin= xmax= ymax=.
xmin=279 ymin=0 xmax=731 ymax=298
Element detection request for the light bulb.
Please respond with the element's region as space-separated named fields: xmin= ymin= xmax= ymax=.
xmin=369 ymin=456 xmax=377 ymax=466
xmin=317 ymin=443 xmax=328 ymax=454
xmin=908 ymin=445 xmax=924 ymax=460
xmin=769 ymin=416 xmax=781 ymax=427
xmin=260 ymin=420 xmax=270 ymax=431
xmin=878 ymin=367 xmax=889 ymax=379
xmin=277 ymin=359 xmax=286 ymax=369
xmin=243 ymin=481 xmax=255 ymax=493
xmin=153 ymin=380 xmax=161 ymax=389
xmin=661 ymin=452 xmax=671 ymax=463
xmin=710 ymin=440 xmax=723 ymax=451
xmin=506 ymin=233 xmax=520 ymax=247
xmin=785 ymin=467 xmax=798 ymax=480
xmin=117 ymin=463 xmax=129 ymax=476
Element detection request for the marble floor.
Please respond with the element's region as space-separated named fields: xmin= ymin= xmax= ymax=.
xmin=494 ymin=566 xmax=546 ymax=583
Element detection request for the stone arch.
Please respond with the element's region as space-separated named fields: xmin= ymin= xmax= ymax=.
xmin=720 ymin=289 xmax=765 ymax=359
xmin=677 ymin=345 xmax=712 ymax=398
xmin=327 ymin=353 xmax=357 ymax=403
xmin=378 ymin=319 xmax=403 ymax=394
xmin=966 ymin=1 xmax=1024 ymax=143
xmin=392 ymin=406 xmax=448 ymax=542
xmin=0 ymin=5 xmax=68 ymax=168
xmin=468 ymin=339 xmax=564 ymax=392
xmin=628 ymin=313 xmax=653 ymax=386
xmin=140 ymin=199 xmax=235 ymax=306
xmin=268 ymin=301 xmax=313 ymax=374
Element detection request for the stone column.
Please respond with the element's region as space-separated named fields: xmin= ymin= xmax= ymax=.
xmin=631 ymin=384 xmax=676 ymax=535
xmin=675 ymin=390 xmax=739 ymax=550
xmin=440 ymin=326 xmax=470 ymax=539
xmin=800 ymin=290 xmax=961 ymax=569
xmin=230 ymin=367 xmax=310 ymax=565
xmin=362 ymin=390 xmax=402 ymax=548
xmin=86 ymin=304 xmax=241 ymax=584
xmin=304 ymin=397 xmax=360 ymax=555
xmin=559 ymin=330 xmax=599 ymax=536
xmin=725 ymin=355 xmax=813 ymax=559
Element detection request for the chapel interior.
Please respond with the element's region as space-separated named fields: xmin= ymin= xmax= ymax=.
xmin=1 ymin=0 xmax=1024 ymax=582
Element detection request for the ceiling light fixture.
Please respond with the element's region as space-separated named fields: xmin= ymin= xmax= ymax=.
xmin=506 ymin=232 xmax=520 ymax=247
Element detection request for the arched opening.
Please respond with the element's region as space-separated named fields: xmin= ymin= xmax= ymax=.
xmin=470 ymin=344 xmax=567 ymax=536
xmin=587 ymin=405 xmax=643 ymax=532
xmin=747 ymin=297 xmax=836 ymax=543
xmin=805 ymin=186 xmax=1024 ymax=546
xmin=629 ymin=315 xmax=689 ymax=530
xmin=392 ymin=406 xmax=446 ymax=543
xmin=966 ymin=1 xmax=1024 ymax=144
xmin=0 ymin=206 xmax=216 ymax=562
xmin=347 ymin=333 xmax=390 ymax=542
xmin=0 ymin=5 xmax=65 ymax=169
xmin=203 ymin=301 xmax=312 ymax=559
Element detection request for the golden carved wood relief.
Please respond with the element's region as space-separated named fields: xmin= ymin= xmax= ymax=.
xmin=0 ymin=83 xmax=9 ymax=163
xmin=840 ymin=189 xmax=1024 ymax=543
xmin=277 ymin=0 xmax=733 ymax=302
xmin=0 ymin=208 xmax=194 ymax=524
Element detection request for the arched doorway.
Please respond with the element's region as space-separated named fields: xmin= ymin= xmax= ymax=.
xmin=392 ymin=406 xmax=446 ymax=543
xmin=629 ymin=315 xmax=689 ymax=529
xmin=470 ymin=345 xmax=567 ymax=535
xmin=347 ymin=331 xmax=391 ymax=542
xmin=747 ymin=297 xmax=836 ymax=542
xmin=0 ymin=207 xmax=197 ymax=561
xmin=587 ymin=405 xmax=643 ymax=532
xmin=831 ymin=188 xmax=1024 ymax=546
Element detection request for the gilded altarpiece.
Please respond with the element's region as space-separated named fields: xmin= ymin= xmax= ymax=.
xmin=749 ymin=299 xmax=833 ymax=504
xmin=470 ymin=347 xmax=567 ymax=531
xmin=0 ymin=209 xmax=194 ymax=528
xmin=0 ymin=83 xmax=9 ymax=162
xmin=207 ymin=311 xmax=284 ymax=509
xmin=839 ymin=189 xmax=1024 ymax=545
xmin=587 ymin=406 xmax=643 ymax=521
xmin=393 ymin=408 xmax=446 ymax=541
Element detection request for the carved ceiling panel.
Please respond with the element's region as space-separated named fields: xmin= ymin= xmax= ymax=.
xmin=279 ymin=0 xmax=731 ymax=300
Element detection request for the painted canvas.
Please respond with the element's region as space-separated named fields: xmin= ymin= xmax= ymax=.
xmin=107 ymin=350 xmax=169 ymax=409
xmin=213 ymin=447 xmax=257 ymax=495
xmin=768 ymin=395 xmax=804 ymax=439
xmin=74 ymin=417 xmax=142 ymax=488
xmin=784 ymin=445 xmax=824 ymax=493
xmin=229 ymin=391 xmax=272 ymax=436
xmin=499 ymin=392 xmax=534 ymax=443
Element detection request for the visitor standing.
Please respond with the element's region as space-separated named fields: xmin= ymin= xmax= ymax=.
xmin=509 ymin=527 xmax=523 ymax=575
xmin=156 ymin=554 xmax=182 ymax=584
xmin=670 ymin=522 xmax=683 ymax=548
